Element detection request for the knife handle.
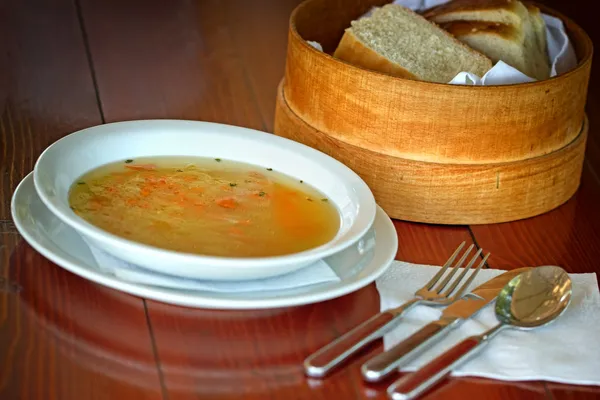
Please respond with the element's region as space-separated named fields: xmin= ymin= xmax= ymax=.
xmin=361 ymin=319 xmax=454 ymax=382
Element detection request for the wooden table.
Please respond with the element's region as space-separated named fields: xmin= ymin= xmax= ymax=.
xmin=1 ymin=1 xmax=599 ymax=399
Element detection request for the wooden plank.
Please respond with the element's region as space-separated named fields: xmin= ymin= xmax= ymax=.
xmin=0 ymin=235 xmax=165 ymax=400
xmin=470 ymin=165 xmax=600 ymax=274
xmin=392 ymin=221 xmax=474 ymax=265
xmin=0 ymin=220 xmax=17 ymax=234
xmin=546 ymin=383 xmax=600 ymax=400
xmin=78 ymin=0 xmax=264 ymax=130
xmin=0 ymin=0 xmax=163 ymax=398
xmin=222 ymin=0 xmax=303 ymax=131
xmin=0 ymin=0 xmax=102 ymax=219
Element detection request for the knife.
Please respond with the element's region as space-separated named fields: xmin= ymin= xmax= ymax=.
xmin=360 ymin=267 xmax=532 ymax=382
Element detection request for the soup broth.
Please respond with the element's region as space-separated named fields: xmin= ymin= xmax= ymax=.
xmin=68 ymin=157 xmax=340 ymax=257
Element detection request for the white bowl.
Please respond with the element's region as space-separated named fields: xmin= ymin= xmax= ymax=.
xmin=33 ymin=120 xmax=376 ymax=281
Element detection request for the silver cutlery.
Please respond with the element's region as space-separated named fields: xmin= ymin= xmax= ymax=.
xmin=304 ymin=242 xmax=485 ymax=378
xmin=361 ymin=266 xmax=531 ymax=382
xmin=387 ymin=265 xmax=572 ymax=400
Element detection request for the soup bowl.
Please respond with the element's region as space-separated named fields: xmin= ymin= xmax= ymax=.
xmin=33 ymin=120 xmax=376 ymax=280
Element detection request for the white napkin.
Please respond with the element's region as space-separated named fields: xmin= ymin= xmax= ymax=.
xmin=81 ymin=237 xmax=341 ymax=293
xmin=376 ymin=262 xmax=600 ymax=385
xmin=308 ymin=0 xmax=578 ymax=85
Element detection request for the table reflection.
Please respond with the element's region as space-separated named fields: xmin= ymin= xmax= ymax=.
xmin=8 ymin=239 xmax=381 ymax=397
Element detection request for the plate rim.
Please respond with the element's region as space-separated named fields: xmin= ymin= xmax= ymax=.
xmin=11 ymin=172 xmax=397 ymax=309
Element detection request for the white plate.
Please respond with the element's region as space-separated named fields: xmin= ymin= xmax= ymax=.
xmin=12 ymin=173 xmax=397 ymax=309
xmin=33 ymin=120 xmax=376 ymax=280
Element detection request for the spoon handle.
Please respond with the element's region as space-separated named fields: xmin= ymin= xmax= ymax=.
xmin=387 ymin=324 xmax=505 ymax=400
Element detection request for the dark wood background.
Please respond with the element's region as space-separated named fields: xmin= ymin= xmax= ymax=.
xmin=1 ymin=0 xmax=599 ymax=399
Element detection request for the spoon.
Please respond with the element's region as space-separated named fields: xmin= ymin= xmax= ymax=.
xmin=387 ymin=265 xmax=572 ymax=400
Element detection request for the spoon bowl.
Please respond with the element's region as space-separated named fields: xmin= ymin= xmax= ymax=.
xmin=495 ymin=265 xmax=572 ymax=328
xmin=388 ymin=266 xmax=573 ymax=400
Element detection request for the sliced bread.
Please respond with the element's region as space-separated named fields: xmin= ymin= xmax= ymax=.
xmin=333 ymin=4 xmax=492 ymax=83
xmin=423 ymin=0 xmax=527 ymax=25
xmin=425 ymin=0 xmax=550 ymax=80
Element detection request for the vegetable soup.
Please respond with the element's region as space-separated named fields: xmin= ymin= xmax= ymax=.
xmin=68 ymin=157 xmax=340 ymax=257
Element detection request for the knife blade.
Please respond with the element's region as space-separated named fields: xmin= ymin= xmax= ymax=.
xmin=361 ymin=267 xmax=532 ymax=382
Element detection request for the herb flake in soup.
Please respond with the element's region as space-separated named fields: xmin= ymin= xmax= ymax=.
xmin=68 ymin=157 xmax=340 ymax=257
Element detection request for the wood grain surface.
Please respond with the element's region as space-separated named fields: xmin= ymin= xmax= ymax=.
xmin=0 ymin=0 xmax=101 ymax=220
xmin=1 ymin=238 xmax=164 ymax=400
xmin=274 ymin=81 xmax=589 ymax=224
xmin=0 ymin=0 xmax=599 ymax=399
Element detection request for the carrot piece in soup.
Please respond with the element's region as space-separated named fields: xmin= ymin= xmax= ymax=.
xmin=229 ymin=227 xmax=244 ymax=236
xmin=216 ymin=197 xmax=237 ymax=209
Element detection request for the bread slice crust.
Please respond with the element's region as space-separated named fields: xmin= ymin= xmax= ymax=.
xmin=426 ymin=0 xmax=550 ymax=80
xmin=333 ymin=4 xmax=492 ymax=83
xmin=333 ymin=31 xmax=420 ymax=80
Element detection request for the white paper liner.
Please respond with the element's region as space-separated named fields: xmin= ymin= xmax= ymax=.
xmin=306 ymin=0 xmax=578 ymax=85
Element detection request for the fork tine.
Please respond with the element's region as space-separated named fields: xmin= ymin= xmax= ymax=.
xmin=431 ymin=244 xmax=474 ymax=293
xmin=440 ymin=248 xmax=482 ymax=297
xmin=423 ymin=242 xmax=466 ymax=290
xmin=450 ymin=253 xmax=489 ymax=299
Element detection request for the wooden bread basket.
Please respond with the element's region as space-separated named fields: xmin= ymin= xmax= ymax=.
xmin=273 ymin=0 xmax=593 ymax=224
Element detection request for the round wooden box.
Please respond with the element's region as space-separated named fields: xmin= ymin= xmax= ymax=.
xmin=273 ymin=0 xmax=593 ymax=224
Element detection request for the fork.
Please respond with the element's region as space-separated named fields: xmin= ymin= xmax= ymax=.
xmin=303 ymin=242 xmax=484 ymax=378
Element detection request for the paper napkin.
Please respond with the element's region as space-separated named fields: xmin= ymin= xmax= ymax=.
xmin=81 ymin=237 xmax=341 ymax=293
xmin=376 ymin=262 xmax=600 ymax=385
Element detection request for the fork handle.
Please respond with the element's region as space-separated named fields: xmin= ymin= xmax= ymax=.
xmin=361 ymin=318 xmax=458 ymax=382
xmin=304 ymin=299 xmax=419 ymax=378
